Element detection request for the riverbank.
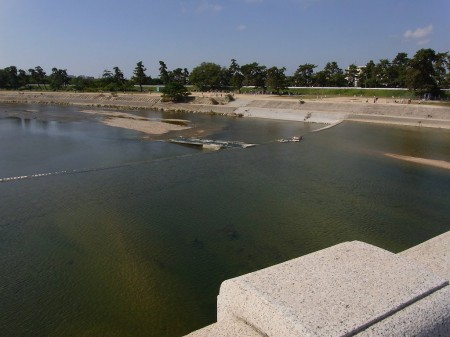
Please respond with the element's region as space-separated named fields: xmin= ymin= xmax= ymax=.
xmin=1 ymin=91 xmax=450 ymax=132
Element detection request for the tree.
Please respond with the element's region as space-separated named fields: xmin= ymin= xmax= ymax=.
xmin=182 ymin=68 xmax=190 ymax=85
xmin=49 ymin=68 xmax=69 ymax=90
xmin=171 ymin=67 xmax=190 ymax=84
xmin=28 ymin=68 xmax=39 ymax=88
xmin=376 ymin=59 xmax=393 ymax=87
xmin=100 ymin=67 xmax=128 ymax=91
xmin=359 ymin=60 xmax=377 ymax=88
xmin=292 ymin=63 xmax=317 ymax=86
xmin=71 ymin=76 xmax=94 ymax=91
xmin=101 ymin=69 xmax=114 ymax=87
xmin=444 ymin=54 xmax=450 ymax=88
xmin=190 ymin=62 xmax=226 ymax=91
xmin=266 ymin=66 xmax=287 ymax=94
xmin=132 ymin=61 xmax=148 ymax=92
xmin=391 ymin=52 xmax=409 ymax=87
xmin=161 ymin=82 xmax=190 ymax=102
xmin=34 ymin=66 xmax=47 ymax=89
xmin=0 ymin=66 xmax=30 ymax=89
xmin=313 ymin=70 xmax=328 ymax=87
xmin=18 ymin=69 xmax=29 ymax=88
xmin=434 ymin=52 xmax=449 ymax=88
xmin=158 ymin=62 xmax=189 ymax=85
xmin=3 ymin=66 xmax=19 ymax=89
xmin=405 ymin=48 xmax=438 ymax=96
xmin=0 ymin=69 xmax=6 ymax=88
xmin=241 ymin=62 xmax=267 ymax=89
xmin=229 ymin=59 xmax=244 ymax=93
xmin=313 ymin=62 xmax=345 ymax=87
xmin=113 ymin=66 xmax=125 ymax=87
xmin=324 ymin=62 xmax=346 ymax=86
xmin=159 ymin=61 xmax=171 ymax=85
xmin=345 ymin=64 xmax=359 ymax=87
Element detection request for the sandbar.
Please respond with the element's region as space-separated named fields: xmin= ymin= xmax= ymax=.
xmin=80 ymin=110 xmax=190 ymax=135
xmin=385 ymin=153 xmax=450 ymax=170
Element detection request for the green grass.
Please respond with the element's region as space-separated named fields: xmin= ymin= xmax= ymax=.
xmin=285 ymin=88 xmax=415 ymax=98
xmin=239 ymin=87 xmax=419 ymax=98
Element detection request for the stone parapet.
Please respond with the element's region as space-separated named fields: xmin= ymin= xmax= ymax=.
xmin=399 ymin=231 xmax=450 ymax=281
xmin=185 ymin=318 xmax=263 ymax=337
xmin=185 ymin=231 xmax=450 ymax=337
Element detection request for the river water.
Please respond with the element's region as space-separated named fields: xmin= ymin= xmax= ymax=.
xmin=1 ymin=104 xmax=449 ymax=337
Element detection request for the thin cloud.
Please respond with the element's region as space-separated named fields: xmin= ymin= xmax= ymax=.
xmin=404 ymin=24 xmax=433 ymax=39
xmin=179 ymin=2 xmax=188 ymax=14
xmin=290 ymin=0 xmax=325 ymax=8
xmin=237 ymin=24 xmax=247 ymax=31
xmin=243 ymin=0 xmax=263 ymax=3
xmin=196 ymin=1 xmax=223 ymax=13
xmin=417 ymin=39 xmax=431 ymax=46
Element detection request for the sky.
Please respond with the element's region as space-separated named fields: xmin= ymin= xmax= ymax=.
xmin=0 ymin=0 xmax=449 ymax=78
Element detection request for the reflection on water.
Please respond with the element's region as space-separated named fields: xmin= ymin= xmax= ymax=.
xmin=0 ymin=106 xmax=450 ymax=337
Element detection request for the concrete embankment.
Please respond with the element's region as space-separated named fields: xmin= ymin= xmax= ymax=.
xmin=235 ymin=106 xmax=348 ymax=124
xmin=0 ymin=91 xmax=162 ymax=108
xmin=347 ymin=114 xmax=450 ymax=129
xmin=1 ymin=91 xmax=450 ymax=129
xmin=0 ymin=91 xmax=236 ymax=114
xmin=235 ymin=98 xmax=450 ymax=127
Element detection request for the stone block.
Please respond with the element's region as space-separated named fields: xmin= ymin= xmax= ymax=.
xmin=217 ymin=241 xmax=448 ymax=337
xmin=399 ymin=231 xmax=450 ymax=281
xmin=357 ymin=286 xmax=450 ymax=336
xmin=184 ymin=317 xmax=263 ymax=337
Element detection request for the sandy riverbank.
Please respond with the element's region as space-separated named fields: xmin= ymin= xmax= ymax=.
xmin=385 ymin=153 xmax=450 ymax=170
xmin=1 ymin=91 xmax=449 ymax=130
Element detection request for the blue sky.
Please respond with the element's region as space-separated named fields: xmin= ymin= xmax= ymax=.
xmin=0 ymin=0 xmax=449 ymax=77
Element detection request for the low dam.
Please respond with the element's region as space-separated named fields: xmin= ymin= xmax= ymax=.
xmin=185 ymin=231 xmax=450 ymax=337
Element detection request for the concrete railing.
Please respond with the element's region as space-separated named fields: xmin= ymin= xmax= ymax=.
xmin=185 ymin=231 xmax=450 ymax=337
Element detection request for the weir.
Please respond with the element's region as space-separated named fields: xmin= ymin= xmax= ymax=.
xmin=169 ymin=137 xmax=258 ymax=150
xmin=185 ymin=231 xmax=450 ymax=337
xmin=0 ymin=152 xmax=203 ymax=184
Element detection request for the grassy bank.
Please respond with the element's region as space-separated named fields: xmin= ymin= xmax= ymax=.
xmin=239 ymin=87 xmax=450 ymax=100
xmin=287 ymin=87 xmax=414 ymax=98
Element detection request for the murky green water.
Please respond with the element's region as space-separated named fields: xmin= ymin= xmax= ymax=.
xmin=1 ymin=104 xmax=449 ymax=337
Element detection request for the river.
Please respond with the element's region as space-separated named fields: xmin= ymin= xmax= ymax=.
xmin=1 ymin=104 xmax=449 ymax=337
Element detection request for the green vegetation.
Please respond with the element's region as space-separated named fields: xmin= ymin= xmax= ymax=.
xmin=132 ymin=61 xmax=148 ymax=92
xmin=0 ymin=48 xmax=449 ymax=100
xmin=49 ymin=68 xmax=69 ymax=90
xmin=189 ymin=62 xmax=227 ymax=91
xmin=229 ymin=59 xmax=244 ymax=93
xmin=284 ymin=88 xmax=415 ymax=98
xmin=158 ymin=61 xmax=189 ymax=86
xmin=266 ymin=66 xmax=288 ymax=95
xmin=161 ymin=82 xmax=190 ymax=102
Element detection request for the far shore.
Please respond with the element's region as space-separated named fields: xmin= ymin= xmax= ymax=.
xmin=1 ymin=91 xmax=450 ymax=134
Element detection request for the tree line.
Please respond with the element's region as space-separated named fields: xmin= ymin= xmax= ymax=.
xmin=0 ymin=48 xmax=449 ymax=98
